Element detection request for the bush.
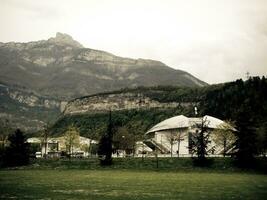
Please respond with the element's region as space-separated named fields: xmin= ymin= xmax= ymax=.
xmin=192 ymin=157 xmax=214 ymax=167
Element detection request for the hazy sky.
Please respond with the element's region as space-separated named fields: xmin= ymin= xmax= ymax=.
xmin=0 ymin=0 xmax=267 ymax=84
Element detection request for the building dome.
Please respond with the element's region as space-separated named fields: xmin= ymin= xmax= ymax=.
xmin=146 ymin=115 xmax=190 ymax=134
xmin=146 ymin=115 xmax=235 ymax=134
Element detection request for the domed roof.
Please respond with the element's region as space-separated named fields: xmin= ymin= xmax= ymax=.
xmin=146 ymin=115 xmax=190 ymax=134
xmin=146 ymin=115 xmax=236 ymax=134
xmin=202 ymin=115 xmax=236 ymax=131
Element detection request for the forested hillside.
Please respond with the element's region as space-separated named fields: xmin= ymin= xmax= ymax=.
xmin=50 ymin=77 xmax=267 ymax=147
xmin=201 ymin=77 xmax=267 ymax=123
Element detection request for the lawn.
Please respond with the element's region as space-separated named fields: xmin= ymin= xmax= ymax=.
xmin=0 ymin=170 xmax=267 ymax=200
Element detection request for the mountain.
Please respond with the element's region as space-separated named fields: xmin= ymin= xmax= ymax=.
xmin=0 ymin=84 xmax=63 ymax=132
xmin=0 ymin=32 xmax=206 ymax=100
xmin=0 ymin=33 xmax=207 ymax=132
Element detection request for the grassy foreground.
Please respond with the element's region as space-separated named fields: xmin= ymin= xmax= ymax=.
xmin=0 ymin=170 xmax=267 ymax=200
xmin=1 ymin=158 xmax=267 ymax=199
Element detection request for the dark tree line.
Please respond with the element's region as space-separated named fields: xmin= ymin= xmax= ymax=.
xmin=201 ymin=77 xmax=267 ymax=165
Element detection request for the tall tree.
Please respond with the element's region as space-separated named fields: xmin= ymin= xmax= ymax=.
xmin=234 ymin=107 xmax=258 ymax=166
xmin=190 ymin=117 xmax=211 ymax=165
xmin=256 ymin=122 xmax=267 ymax=157
xmin=2 ymin=129 xmax=30 ymax=167
xmin=98 ymin=110 xmax=114 ymax=165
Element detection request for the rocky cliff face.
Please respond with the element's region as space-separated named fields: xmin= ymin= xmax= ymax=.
xmin=48 ymin=32 xmax=83 ymax=48
xmin=64 ymin=92 xmax=180 ymax=115
xmin=0 ymin=32 xmax=206 ymax=100
xmin=0 ymin=84 xmax=67 ymax=110
xmin=0 ymin=84 xmax=63 ymax=132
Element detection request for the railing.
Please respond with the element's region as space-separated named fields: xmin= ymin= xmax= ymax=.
xmin=143 ymin=139 xmax=170 ymax=153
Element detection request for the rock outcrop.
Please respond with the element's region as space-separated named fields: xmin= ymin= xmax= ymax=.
xmin=64 ymin=92 xmax=180 ymax=115
xmin=48 ymin=32 xmax=83 ymax=48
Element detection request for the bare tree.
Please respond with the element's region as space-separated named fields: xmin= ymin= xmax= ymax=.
xmin=0 ymin=119 xmax=12 ymax=149
xmin=176 ymin=129 xmax=185 ymax=157
xmin=41 ymin=123 xmax=51 ymax=158
xmin=165 ymin=125 xmax=185 ymax=157
xmin=166 ymin=130 xmax=176 ymax=157
xmin=64 ymin=125 xmax=80 ymax=157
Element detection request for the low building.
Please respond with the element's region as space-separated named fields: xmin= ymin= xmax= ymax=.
xmin=27 ymin=136 xmax=97 ymax=158
xmin=135 ymin=141 xmax=153 ymax=157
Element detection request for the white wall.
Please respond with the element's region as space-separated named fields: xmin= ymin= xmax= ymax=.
xmin=155 ymin=130 xmax=189 ymax=156
xmin=153 ymin=129 xmax=225 ymax=156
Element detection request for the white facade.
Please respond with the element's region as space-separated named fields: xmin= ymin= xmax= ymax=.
xmin=154 ymin=130 xmax=189 ymax=156
xmin=144 ymin=115 xmax=235 ymax=157
xmin=27 ymin=136 xmax=97 ymax=158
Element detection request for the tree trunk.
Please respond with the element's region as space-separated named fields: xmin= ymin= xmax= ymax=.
xmin=177 ymin=133 xmax=181 ymax=158
xmin=171 ymin=141 xmax=173 ymax=157
xmin=223 ymin=137 xmax=227 ymax=157
xmin=155 ymin=151 xmax=159 ymax=168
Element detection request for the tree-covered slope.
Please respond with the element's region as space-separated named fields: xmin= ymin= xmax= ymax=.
xmin=50 ymin=77 xmax=267 ymax=142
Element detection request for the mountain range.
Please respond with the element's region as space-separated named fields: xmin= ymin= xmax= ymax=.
xmin=0 ymin=33 xmax=206 ymax=132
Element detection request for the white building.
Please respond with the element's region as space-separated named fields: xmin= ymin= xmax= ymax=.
xmin=27 ymin=136 xmax=97 ymax=158
xmin=144 ymin=115 xmax=236 ymax=157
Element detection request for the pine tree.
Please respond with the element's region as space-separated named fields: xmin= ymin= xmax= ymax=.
xmin=234 ymin=107 xmax=258 ymax=166
xmin=98 ymin=110 xmax=113 ymax=165
xmin=190 ymin=117 xmax=211 ymax=166
xmin=3 ymin=129 xmax=30 ymax=167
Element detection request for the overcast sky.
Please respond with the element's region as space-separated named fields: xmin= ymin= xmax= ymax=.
xmin=0 ymin=0 xmax=266 ymax=84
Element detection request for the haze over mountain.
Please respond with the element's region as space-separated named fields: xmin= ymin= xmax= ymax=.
xmin=0 ymin=33 xmax=206 ymax=100
xmin=0 ymin=33 xmax=206 ymax=131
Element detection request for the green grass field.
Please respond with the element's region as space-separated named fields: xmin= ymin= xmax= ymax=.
xmin=0 ymin=169 xmax=267 ymax=200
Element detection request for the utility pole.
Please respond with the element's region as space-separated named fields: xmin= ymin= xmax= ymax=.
xmin=246 ymin=71 xmax=250 ymax=80
xmin=106 ymin=109 xmax=113 ymax=162
xmin=43 ymin=124 xmax=48 ymax=158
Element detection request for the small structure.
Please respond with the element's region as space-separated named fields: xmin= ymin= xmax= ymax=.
xmin=145 ymin=115 xmax=236 ymax=157
xmin=27 ymin=136 xmax=97 ymax=158
xmin=135 ymin=141 xmax=153 ymax=157
xmin=110 ymin=141 xmax=153 ymax=158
